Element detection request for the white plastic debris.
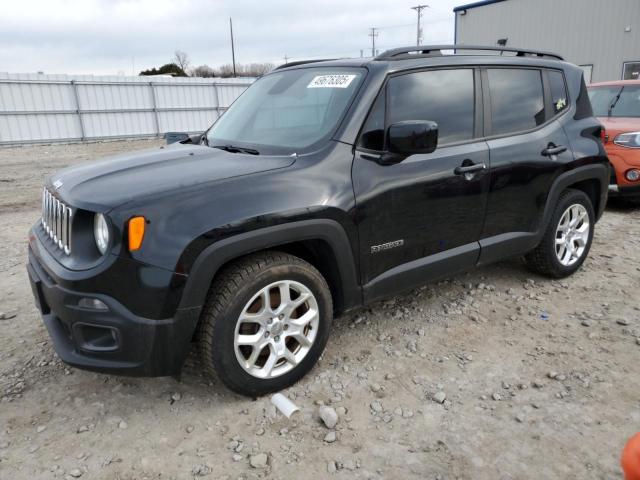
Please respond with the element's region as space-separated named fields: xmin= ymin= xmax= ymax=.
xmin=270 ymin=393 xmax=300 ymax=418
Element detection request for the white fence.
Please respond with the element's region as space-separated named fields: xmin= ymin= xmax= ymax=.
xmin=0 ymin=73 xmax=255 ymax=146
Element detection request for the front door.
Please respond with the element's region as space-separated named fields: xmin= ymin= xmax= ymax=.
xmin=352 ymin=67 xmax=490 ymax=301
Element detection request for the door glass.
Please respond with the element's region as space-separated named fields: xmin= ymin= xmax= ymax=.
xmin=487 ymin=69 xmax=545 ymax=135
xmin=387 ymin=69 xmax=475 ymax=145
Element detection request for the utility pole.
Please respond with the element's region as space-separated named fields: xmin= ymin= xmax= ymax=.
xmin=369 ymin=27 xmax=378 ymax=57
xmin=229 ymin=18 xmax=237 ymax=77
xmin=283 ymin=54 xmax=289 ymax=64
xmin=411 ymin=4 xmax=429 ymax=46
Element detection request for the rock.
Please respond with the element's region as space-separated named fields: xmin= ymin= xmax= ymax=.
xmin=191 ymin=464 xmax=212 ymax=476
xmin=515 ymin=413 xmax=525 ymax=423
xmin=170 ymin=392 xmax=182 ymax=403
xmin=581 ymin=320 xmax=591 ymax=327
xmin=492 ymin=393 xmax=502 ymax=401
xmin=370 ymin=400 xmax=383 ymax=413
xmin=547 ymin=371 xmax=558 ymax=379
xmin=617 ymin=318 xmax=630 ymax=326
xmin=232 ymin=454 xmax=243 ymax=462
xmin=186 ymin=425 xmax=194 ymax=433
xmin=324 ymin=431 xmax=337 ymax=443
xmin=249 ymin=452 xmax=268 ymax=469
xmin=432 ymin=391 xmax=447 ymax=404
xmin=319 ymin=406 xmax=339 ymax=429
xmin=118 ymin=421 xmax=128 ymax=429
xmin=37 ymin=425 xmax=46 ymax=433
xmin=370 ymin=383 xmax=382 ymax=393
xmin=327 ymin=461 xmax=337 ymax=474
xmin=0 ymin=312 xmax=17 ymax=321
xmin=68 ymin=468 xmax=83 ymax=478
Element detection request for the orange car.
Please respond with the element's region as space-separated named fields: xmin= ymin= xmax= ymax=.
xmin=588 ymin=81 xmax=640 ymax=204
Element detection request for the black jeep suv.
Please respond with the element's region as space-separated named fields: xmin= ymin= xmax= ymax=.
xmin=28 ymin=46 xmax=608 ymax=396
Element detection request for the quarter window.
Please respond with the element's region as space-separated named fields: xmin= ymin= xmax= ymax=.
xmin=387 ymin=69 xmax=475 ymax=145
xmin=549 ymin=70 xmax=569 ymax=115
xmin=488 ymin=69 xmax=545 ymax=135
xmin=358 ymin=89 xmax=386 ymax=151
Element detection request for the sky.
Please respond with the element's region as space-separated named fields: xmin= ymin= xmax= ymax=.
xmin=0 ymin=0 xmax=462 ymax=76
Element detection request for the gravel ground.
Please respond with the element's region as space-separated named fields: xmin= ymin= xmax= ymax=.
xmin=1 ymin=139 xmax=639 ymax=480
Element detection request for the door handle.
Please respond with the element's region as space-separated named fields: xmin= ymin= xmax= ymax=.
xmin=541 ymin=144 xmax=567 ymax=157
xmin=454 ymin=163 xmax=486 ymax=175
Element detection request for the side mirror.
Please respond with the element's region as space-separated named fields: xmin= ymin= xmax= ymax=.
xmin=165 ymin=132 xmax=191 ymax=144
xmin=382 ymin=120 xmax=438 ymax=164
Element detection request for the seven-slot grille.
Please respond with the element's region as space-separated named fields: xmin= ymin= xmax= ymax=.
xmin=42 ymin=187 xmax=73 ymax=255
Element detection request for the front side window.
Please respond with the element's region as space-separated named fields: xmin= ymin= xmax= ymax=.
xmin=387 ymin=69 xmax=475 ymax=145
xmin=588 ymin=85 xmax=640 ymax=118
xmin=488 ymin=68 xmax=545 ymax=135
xmin=206 ymin=68 xmax=365 ymax=154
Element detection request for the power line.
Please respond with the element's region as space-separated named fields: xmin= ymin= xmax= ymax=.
xmin=369 ymin=27 xmax=379 ymax=57
xmin=411 ymin=4 xmax=430 ymax=46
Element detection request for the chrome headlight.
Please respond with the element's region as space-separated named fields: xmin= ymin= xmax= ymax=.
xmin=94 ymin=213 xmax=110 ymax=255
xmin=614 ymin=131 xmax=640 ymax=148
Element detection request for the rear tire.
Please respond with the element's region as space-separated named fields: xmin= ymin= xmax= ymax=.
xmin=198 ymin=251 xmax=332 ymax=397
xmin=524 ymin=188 xmax=595 ymax=278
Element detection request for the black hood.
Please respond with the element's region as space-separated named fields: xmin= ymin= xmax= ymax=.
xmin=47 ymin=144 xmax=296 ymax=212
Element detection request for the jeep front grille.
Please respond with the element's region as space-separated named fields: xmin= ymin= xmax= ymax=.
xmin=42 ymin=187 xmax=73 ymax=255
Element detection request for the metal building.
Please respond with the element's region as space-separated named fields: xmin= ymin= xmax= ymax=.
xmin=453 ymin=0 xmax=640 ymax=83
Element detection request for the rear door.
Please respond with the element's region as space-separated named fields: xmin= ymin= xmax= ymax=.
xmin=478 ymin=67 xmax=573 ymax=263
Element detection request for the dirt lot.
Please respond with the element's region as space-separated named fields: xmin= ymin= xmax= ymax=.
xmin=1 ymin=139 xmax=639 ymax=480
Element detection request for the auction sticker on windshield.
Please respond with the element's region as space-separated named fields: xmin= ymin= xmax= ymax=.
xmin=307 ymin=74 xmax=357 ymax=89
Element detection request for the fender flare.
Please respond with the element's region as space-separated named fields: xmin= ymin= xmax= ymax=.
xmin=178 ymin=219 xmax=362 ymax=314
xmin=541 ymin=163 xmax=608 ymax=229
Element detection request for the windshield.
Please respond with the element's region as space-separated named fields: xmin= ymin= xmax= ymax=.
xmin=588 ymin=85 xmax=640 ymax=118
xmin=206 ymin=67 xmax=365 ymax=154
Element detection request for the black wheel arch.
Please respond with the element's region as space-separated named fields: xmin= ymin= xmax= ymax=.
xmin=178 ymin=219 xmax=362 ymax=318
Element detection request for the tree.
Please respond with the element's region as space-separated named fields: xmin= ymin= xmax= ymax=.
xmin=173 ymin=50 xmax=190 ymax=74
xmin=212 ymin=62 xmax=275 ymax=78
xmin=139 ymin=63 xmax=187 ymax=77
xmin=191 ymin=65 xmax=216 ymax=78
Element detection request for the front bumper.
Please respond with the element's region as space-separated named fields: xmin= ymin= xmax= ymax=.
xmin=608 ymin=184 xmax=640 ymax=197
xmin=27 ymin=246 xmax=200 ymax=377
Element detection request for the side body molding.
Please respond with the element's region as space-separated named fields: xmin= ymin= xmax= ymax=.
xmin=178 ymin=219 xmax=362 ymax=314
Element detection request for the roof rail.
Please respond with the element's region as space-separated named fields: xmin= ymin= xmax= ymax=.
xmin=375 ymin=45 xmax=564 ymax=61
xmin=274 ymin=59 xmax=337 ymax=70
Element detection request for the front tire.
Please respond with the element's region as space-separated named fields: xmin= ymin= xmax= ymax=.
xmin=524 ymin=188 xmax=595 ymax=278
xmin=198 ymin=251 xmax=333 ymax=397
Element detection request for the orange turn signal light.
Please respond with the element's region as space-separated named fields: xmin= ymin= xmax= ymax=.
xmin=128 ymin=216 xmax=146 ymax=251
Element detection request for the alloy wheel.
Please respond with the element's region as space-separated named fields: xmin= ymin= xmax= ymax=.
xmin=233 ymin=280 xmax=319 ymax=379
xmin=555 ymin=203 xmax=590 ymax=267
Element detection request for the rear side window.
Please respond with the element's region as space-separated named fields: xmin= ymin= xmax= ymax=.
xmin=549 ymin=70 xmax=569 ymax=115
xmin=488 ymin=69 xmax=545 ymax=135
xmin=387 ymin=69 xmax=475 ymax=145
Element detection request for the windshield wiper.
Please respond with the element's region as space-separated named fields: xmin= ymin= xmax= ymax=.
xmin=212 ymin=144 xmax=260 ymax=155
xmin=607 ymin=87 xmax=624 ymax=117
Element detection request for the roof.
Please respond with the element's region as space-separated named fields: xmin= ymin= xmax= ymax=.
xmin=453 ymin=0 xmax=508 ymax=13
xmin=588 ymin=80 xmax=640 ymax=87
